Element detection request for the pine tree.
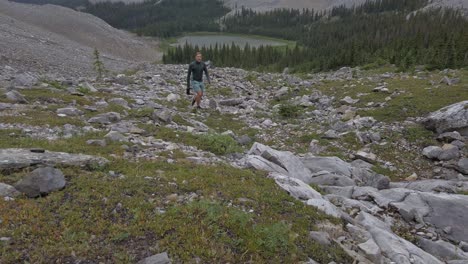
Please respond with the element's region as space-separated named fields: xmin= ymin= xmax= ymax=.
xmin=93 ymin=48 xmax=106 ymax=80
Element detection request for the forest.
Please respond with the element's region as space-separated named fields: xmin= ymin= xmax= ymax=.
xmin=166 ymin=1 xmax=468 ymax=72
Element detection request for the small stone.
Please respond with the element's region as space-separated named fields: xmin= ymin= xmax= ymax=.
xmin=405 ymin=173 xmax=418 ymax=181
xmin=355 ymin=151 xmax=377 ymax=164
xmin=340 ymin=96 xmax=359 ymax=105
xmin=422 ymin=146 xmax=443 ymax=160
xmin=236 ymin=135 xmax=252 ymax=146
xmin=57 ymin=107 xmax=83 ymax=117
xmin=322 ymin=130 xmax=340 ymax=139
xmin=5 ymin=90 xmax=28 ymax=104
xmin=309 ymin=231 xmax=331 ymax=245
xmin=166 ymin=194 xmax=178 ymax=202
xmin=0 ymin=183 xmax=20 ymax=197
xmin=88 ymin=112 xmax=121 ymax=124
xmin=166 ymin=93 xmax=180 ymax=102
xmin=109 ymin=98 xmax=129 ymax=108
xmin=262 ymin=119 xmax=273 ymax=127
xmin=104 ymin=131 xmax=128 ymax=142
xmin=443 ymin=226 xmax=452 ymax=234
xmin=308 ymin=140 xmax=323 ymax=155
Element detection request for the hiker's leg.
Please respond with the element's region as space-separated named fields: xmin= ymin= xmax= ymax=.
xmin=196 ymin=91 xmax=202 ymax=106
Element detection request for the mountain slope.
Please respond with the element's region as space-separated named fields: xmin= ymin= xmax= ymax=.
xmin=0 ymin=0 xmax=160 ymax=76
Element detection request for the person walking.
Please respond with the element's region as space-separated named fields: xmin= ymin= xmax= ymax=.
xmin=187 ymin=52 xmax=211 ymax=109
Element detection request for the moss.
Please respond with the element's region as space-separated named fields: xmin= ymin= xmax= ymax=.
xmin=0 ymin=157 xmax=349 ymax=263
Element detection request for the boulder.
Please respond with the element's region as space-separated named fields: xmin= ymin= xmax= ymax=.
xmin=104 ymin=131 xmax=128 ymax=142
xmin=418 ymin=238 xmax=468 ymax=261
xmin=269 ymin=172 xmax=322 ymax=200
xmin=5 ymin=90 xmax=28 ymax=104
xmin=88 ymin=112 xmax=121 ymax=124
xmin=0 ymin=148 xmax=108 ymax=171
xmin=0 ymin=183 xmax=20 ymax=197
xmin=423 ymin=101 xmax=468 ymax=136
xmin=309 ymin=171 xmax=356 ymax=187
xmin=358 ymin=239 xmax=382 ymax=263
xmin=306 ymin=198 xmax=342 ymax=218
xmin=457 ymin=158 xmax=468 ymax=174
xmin=152 ymin=109 xmax=172 ymax=123
xmin=302 ymin=156 xmax=353 ymax=177
xmin=355 ymin=151 xmax=377 ymax=164
xmin=422 ymin=146 xmax=443 ymax=160
xmin=356 ymin=212 xmax=444 ymax=264
xmin=248 ymin=143 xmax=313 ymax=184
xmin=438 ymin=144 xmax=460 ymax=161
xmin=352 ymin=166 xmax=390 ymax=190
xmin=12 ymin=73 xmax=37 ymax=87
xmin=437 ymin=131 xmax=464 ymax=143
xmin=15 ymin=167 xmax=66 ymax=198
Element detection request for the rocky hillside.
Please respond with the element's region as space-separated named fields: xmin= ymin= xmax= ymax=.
xmin=0 ymin=60 xmax=467 ymax=263
xmin=0 ymin=0 xmax=160 ymax=76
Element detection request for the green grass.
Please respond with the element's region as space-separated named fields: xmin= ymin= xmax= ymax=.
xmin=369 ymin=127 xmax=435 ymax=180
xmin=0 ymin=109 xmax=85 ymax=127
xmin=0 ymin=130 xmax=127 ymax=157
xmin=314 ymin=69 xmax=468 ymax=122
xmin=0 ymin=130 xmax=350 ymax=263
xmin=201 ymin=110 xmax=258 ymax=138
xmin=139 ymin=125 xmax=242 ymax=155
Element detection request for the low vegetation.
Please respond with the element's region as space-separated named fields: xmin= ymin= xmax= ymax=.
xmin=0 ymin=127 xmax=350 ymax=263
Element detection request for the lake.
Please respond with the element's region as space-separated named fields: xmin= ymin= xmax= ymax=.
xmin=172 ymin=34 xmax=289 ymax=48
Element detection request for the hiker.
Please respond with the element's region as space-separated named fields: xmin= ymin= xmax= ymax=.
xmin=187 ymin=52 xmax=211 ymax=108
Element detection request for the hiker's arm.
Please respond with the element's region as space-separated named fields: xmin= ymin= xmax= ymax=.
xmin=187 ymin=64 xmax=192 ymax=88
xmin=204 ymin=64 xmax=211 ymax=84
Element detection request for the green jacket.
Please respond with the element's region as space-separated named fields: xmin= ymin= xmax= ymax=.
xmin=187 ymin=61 xmax=210 ymax=88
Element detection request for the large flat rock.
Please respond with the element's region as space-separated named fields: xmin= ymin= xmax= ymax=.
xmin=0 ymin=148 xmax=109 ymax=170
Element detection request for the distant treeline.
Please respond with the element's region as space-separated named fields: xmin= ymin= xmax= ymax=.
xmin=163 ymin=43 xmax=286 ymax=72
xmin=220 ymin=0 xmax=468 ymax=71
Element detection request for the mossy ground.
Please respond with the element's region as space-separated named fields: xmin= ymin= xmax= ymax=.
xmin=0 ymin=129 xmax=350 ymax=263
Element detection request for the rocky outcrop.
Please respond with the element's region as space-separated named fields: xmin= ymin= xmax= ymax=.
xmin=0 ymin=148 xmax=109 ymax=171
xmin=423 ymin=101 xmax=468 ymax=136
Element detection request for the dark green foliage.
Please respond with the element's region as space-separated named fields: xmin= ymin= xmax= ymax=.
xmin=279 ymin=104 xmax=301 ymax=118
xmin=93 ymin=48 xmax=106 ymax=79
xmin=222 ymin=0 xmax=468 ymax=71
xmin=85 ymin=0 xmax=228 ymax=38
